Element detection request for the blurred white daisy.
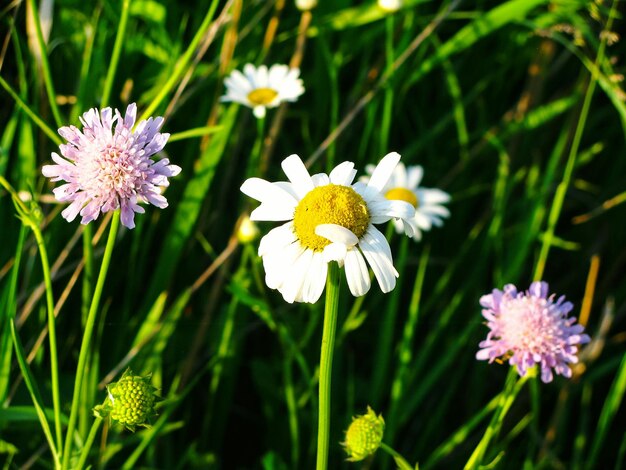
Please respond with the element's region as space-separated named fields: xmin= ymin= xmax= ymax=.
xmin=295 ymin=0 xmax=317 ymax=10
xmin=240 ymin=153 xmax=417 ymax=303
xmin=363 ymin=163 xmax=450 ymax=241
xmin=378 ymin=0 xmax=403 ymax=12
xmin=221 ymin=64 xmax=305 ymax=119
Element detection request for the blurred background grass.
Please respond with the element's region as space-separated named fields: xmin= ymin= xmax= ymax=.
xmin=1 ymin=0 xmax=626 ymax=468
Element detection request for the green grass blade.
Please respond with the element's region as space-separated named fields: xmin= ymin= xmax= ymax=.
xmin=142 ymin=105 xmax=237 ymax=310
xmin=586 ymin=351 xmax=626 ymax=469
xmin=406 ymin=0 xmax=549 ymax=87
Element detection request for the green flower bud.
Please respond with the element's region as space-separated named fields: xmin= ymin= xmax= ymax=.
xmin=342 ymin=406 xmax=385 ymax=462
xmin=93 ymin=369 xmax=158 ymax=431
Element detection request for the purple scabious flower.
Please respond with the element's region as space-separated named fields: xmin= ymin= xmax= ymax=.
xmin=476 ymin=281 xmax=590 ymax=383
xmin=42 ymin=103 xmax=181 ymax=229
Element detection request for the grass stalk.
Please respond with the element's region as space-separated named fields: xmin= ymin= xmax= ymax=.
xmin=25 ymin=0 xmax=63 ymax=128
xmin=100 ymin=0 xmax=132 ymax=108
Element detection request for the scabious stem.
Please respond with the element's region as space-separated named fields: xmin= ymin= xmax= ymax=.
xmin=380 ymin=442 xmax=413 ymax=470
xmin=62 ymin=211 xmax=121 ymax=470
xmin=75 ymin=417 xmax=102 ymax=470
xmin=465 ymin=367 xmax=528 ymax=469
xmin=316 ymin=262 xmax=341 ymax=470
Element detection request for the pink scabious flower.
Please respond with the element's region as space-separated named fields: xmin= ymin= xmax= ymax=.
xmin=476 ymin=281 xmax=590 ymax=383
xmin=42 ymin=103 xmax=181 ymax=229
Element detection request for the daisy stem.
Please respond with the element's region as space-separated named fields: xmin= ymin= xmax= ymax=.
xmin=62 ymin=211 xmax=121 ymax=470
xmin=380 ymin=443 xmax=413 ymax=470
xmin=464 ymin=367 xmax=528 ymax=469
xmin=249 ymin=116 xmax=266 ymax=177
xmin=316 ymin=261 xmax=341 ymax=470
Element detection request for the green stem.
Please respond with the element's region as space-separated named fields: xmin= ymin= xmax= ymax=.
xmin=70 ymin=4 xmax=102 ymax=124
xmin=464 ymin=368 xmax=528 ymax=469
xmin=31 ymin=226 xmax=63 ymax=453
xmin=25 ymin=0 xmax=63 ymax=128
xmin=62 ymin=211 xmax=121 ymax=470
xmin=101 ymin=0 xmax=131 ymax=108
xmin=0 ymin=75 xmax=61 ymax=145
xmin=533 ymin=0 xmax=616 ymax=280
xmin=380 ymin=14 xmax=394 ymax=155
xmin=6 ymin=225 xmax=59 ymax=467
xmin=387 ymin=246 xmax=429 ymax=440
xmin=380 ymin=442 xmax=413 ymax=470
xmin=316 ymin=262 xmax=341 ymax=470
xmin=75 ymin=417 xmax=102 ymax=470
xmin=139 ymin=0 xmax=221 ymax=121
xmin=10 ymin=319 xmax=61 ymax=469
xmin=249 ymin=116 xmax=266 ymax=177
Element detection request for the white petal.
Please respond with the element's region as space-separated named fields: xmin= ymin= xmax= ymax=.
xmin=344 ymin=249 xmax=371 ymax=297
xmin=241 ymin=177 xmax=298 ymax=207
xmin=329 ymin=161 xmax=357 ymax=186
xmin=263 ymin=242 xmax=304 ymax=290
xmin=420 ymin=204 xmax=450 ymax=217
xmin=279 ymin=248 xmax=315 ymax=303
xmin=321 ymin=243 xmax=347 ymax=264
xmin=250 ymin=204 xmax=294 ymax=221
xmin=359 ymin=227 xmax=397 ymax=293
xmin=367 ymin=152 xmax=400 ymax=192
xmin=420 ymin=188 xmax=450 ymax=204
xmin=281 ymin=154 xmax=314 ymax=198
xmin=311 ymin=173 xmax=330 ymax=186
xmin=407 ymin=165 xmax=424 ymax=189
xmin=315 ymin=224 xmax=358 ymax=246
xmin=258 ymin=222 xmax=296 ymax=256
xmin=301 ymin=253 xmax=328 ymax=303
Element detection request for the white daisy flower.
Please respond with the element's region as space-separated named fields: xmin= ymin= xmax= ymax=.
xmin=221 ymin=64 xmax=305 ymax=119
xmin=295 ymin=0 xmax=317 ymax=10
xmin=378 ymin=0 xmax=403 ymax=13
xmin=240 ymin=153 xmax=417 ymax=303
xmin=363 ymin=163 xmax=450 ymax=241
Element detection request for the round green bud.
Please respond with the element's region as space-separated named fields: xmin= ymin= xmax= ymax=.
xmin=95 ymin=369 xmax=158 ymax=431
xmin=343 ymin=406 xmax=385 ymax=461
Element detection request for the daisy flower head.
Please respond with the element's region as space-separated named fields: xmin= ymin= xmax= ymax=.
xmin=476 ymin=281 xmax=591 ymax=383
xmin=221 ymin=64 xmax=305 ymax=119
xmin=42 ymin=103 xmax=181 ymax=229
xmin=240 ymin=153 xmax=417 ymax=303
xmin=378 ymin=0 xmax=403 ymax=13
xmin=362 ymin=162 xmax=450 ymax=241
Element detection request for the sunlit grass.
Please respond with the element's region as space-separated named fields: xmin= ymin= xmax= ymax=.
xmin=1 ymin=0 xmax=626 ymax=468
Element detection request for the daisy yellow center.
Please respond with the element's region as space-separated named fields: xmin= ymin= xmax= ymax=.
xmin=385 ymin=187 xmax=418 ymax=208
xmin=247 ymin=88 xmax=279 ymax=106
xmin=293 ymin=184 xmax=370 ymax=252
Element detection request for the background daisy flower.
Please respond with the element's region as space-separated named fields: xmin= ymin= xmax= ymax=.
xmin=240 ymin=153 xmax=416 ymax=303
xmin=476 ymin=281 xmax=591 ymax=383
xmin=221 ymin=64 xmax=305 ymax=118
xmin=42 ymin=103 xmax=181 ymax=229
xmin=363 ymin=162 xmax=450 ymax=241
